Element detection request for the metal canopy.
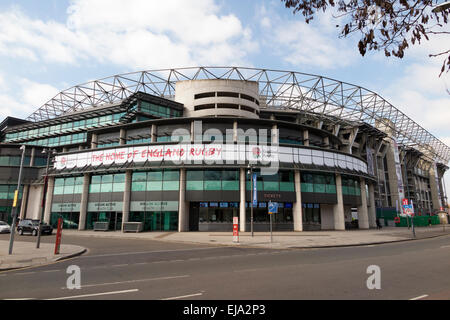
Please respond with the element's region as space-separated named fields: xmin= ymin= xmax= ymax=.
xmin=25 ymin=66 xmax=450 ymax=164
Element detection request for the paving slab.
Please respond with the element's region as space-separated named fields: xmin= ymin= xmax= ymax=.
xmin=0 ymin=240 xmax=87 ymax=271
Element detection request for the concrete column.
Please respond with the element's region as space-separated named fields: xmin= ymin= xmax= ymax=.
xmin=272 ymin=124 xmax=278 ymax=144
xmin=239 ymin=168 xmax=246 ymax=232
xmin=178 ymin=168 xmax=188 ymax=232
xmin=358 ymin=178 xmax=369 ymax=229
xmin=303 ymin=130 xmax=309 ymax=146
xmin=151 ymin=124 xmax=157 ymax=143
xmin=324 ymin=136 xmax=330 ymax=149
xmin=333 ymin=174 xmax=345 ymax=230
xmin=78 ymin=173 xmax=90 ymax=230
xmin=19 ymin=185 xmax=30 ymax=220
xmin=121 ymin=170 xmax=132 ymax=231
xmin=385 ymin=141 xmax=401 ymax=207
xmin=30 ymin=147 xmax=35 ymax=166
xmin=91 ymin=133 xmax=98 ymax=149
xmin=368 ymin=182 xmax=377 ymax=228
xmin=293 ymin=170 xmax=303 ymax=231
xmin=429 ymin=166 xmax=440 ymax=211
xmin=43 ymin=177 xmax=55 ymax=224
xmin=119 ymin=128 xmax=127 ymax=145
xmin=233 ymin=121 xmax=238 ymax=143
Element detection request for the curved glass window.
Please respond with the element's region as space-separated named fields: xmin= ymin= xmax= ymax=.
xmin=301 ymin=172 xmax=336 ymax=194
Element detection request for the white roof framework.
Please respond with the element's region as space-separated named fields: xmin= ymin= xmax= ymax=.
xmin=26 ymin=66 xmax=450 ymax=163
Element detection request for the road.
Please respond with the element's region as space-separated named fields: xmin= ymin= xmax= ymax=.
xmin=0 ymin=233 xmax=449 ymax=300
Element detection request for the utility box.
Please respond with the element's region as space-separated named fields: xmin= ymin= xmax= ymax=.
xmin=123 ymin=222 xmax=144 ymax=233
xmin=93 ymin=222 xmax=109 ymax=231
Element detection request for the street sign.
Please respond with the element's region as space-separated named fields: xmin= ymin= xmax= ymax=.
xmin=268 ymin=201 xmax=278 ymax=214
xmin=402 ymin=204 xmax=414 ymax=216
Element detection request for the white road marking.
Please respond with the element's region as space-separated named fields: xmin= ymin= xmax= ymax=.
xmin=3 ymin=298 xmax=35 ymax=300
xmin=80 ymin=246 xmax=229 ymax=259
xmin=60 ymin=275 xmax=190 ymax=290
xmin=161 ymin=292 xmax=203 ymax=300
xmin=43 ymin=270 xmax=60 ymax=273
xmin=111 ymin=264 xmax=129 ymax=267
xmin=47 ymin=289 xmax=139 ymax=300
xmin=440 ymin=245 xmax=450 ymax=249
xmin=15 ymin=272 xmax=35 ymax=276
xmin=410 ymin=294 xmax=429 ymax=300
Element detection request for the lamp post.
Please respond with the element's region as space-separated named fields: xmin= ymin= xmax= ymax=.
xmin=8 ymin=145 xmax=26 ymax=255
xmin=36 ymin=148 xmax=56 ymax=249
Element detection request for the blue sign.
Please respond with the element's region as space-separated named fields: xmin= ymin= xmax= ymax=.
xmin=252 ymin=173 xmax=257 ymax=206
xmin=268 ymin=201 xmax=278 ymax=214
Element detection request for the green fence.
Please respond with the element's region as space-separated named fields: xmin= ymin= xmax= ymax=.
xmin=376 ymin=207 xmax=441 ymax=227
xmin=395 ymin=215 xmax=440 ymax=227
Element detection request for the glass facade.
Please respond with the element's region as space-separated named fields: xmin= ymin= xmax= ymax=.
xmin=246 ymin=170 xmax=295 ymax=192
xmin=126 ymin=137 xmax=152 ymax=145
xmin=302 ymin=203 xmax=321 ymax=230
xmin=342 ymin=176 xmax=361 ymax=196
xmin=0 ymin=185 xmax=23 ymax=201
xmin=245 ymin=202 xmax=293 ymax=223
xmin=50 ymin=212 xmax=80 ymax=229
xmin=129 ymin=211 xmax=178 ymax=231
xmin=86 ymin=212 xmax=122 ymax=230
xmin=89 ymin=173 xmax=126 ymax=193
xmin=3 ymin=112 xmax=126 ymax=145
xmin=54 ymin=177 xmax=84 ymax=195
xmin=301 ymin=172 xmax=336 ymax=194
xmin=187 ymin=169 xmax=239 ymax=191
xmin=129 ymin=169 xmax=179 ymax=231
xmin=132 ymin=169 xmax=179 ymax=192
xmin=140 ymin=101 xmax=182 ymax=118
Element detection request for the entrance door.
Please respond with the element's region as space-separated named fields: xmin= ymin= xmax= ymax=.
xmin=0 ymin=212 xmax=7 ymax=222
xmin=107 ymin=212 xmax=122 ymax=230
xmin=189 ymin=203 xmax=199 ymax=231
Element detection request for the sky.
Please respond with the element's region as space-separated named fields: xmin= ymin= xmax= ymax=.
xmin=0 ymin=0 xmax=449 ymax=196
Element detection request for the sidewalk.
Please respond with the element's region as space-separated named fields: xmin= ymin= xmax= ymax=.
xmin=62 ymin=224 xmax=450 ymax=250
xmin=0 ymin=240 xmax=86 ymax=271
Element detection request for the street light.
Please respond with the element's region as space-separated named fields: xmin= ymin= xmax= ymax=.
xmin=432 ymin=1 xmax=450 ymax=12
xmin=8 ymin=145 xmax=26 ymax=255
xmin=36 ymin=148 xmax=57 ymax=249
xmin=247 ymin=164 xmax=254 ymax=238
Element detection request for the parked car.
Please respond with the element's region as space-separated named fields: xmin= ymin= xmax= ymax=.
xmin=17 ymin=219 xmax=53 ymax=236
xmin=0 ymin=221 xmax=11 ymax=233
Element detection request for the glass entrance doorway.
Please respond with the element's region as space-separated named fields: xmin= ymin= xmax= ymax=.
xmin=86 ymin=212 xmax=122 ymax=230
xmin=190 ymin=202 xmax=239 ymax=231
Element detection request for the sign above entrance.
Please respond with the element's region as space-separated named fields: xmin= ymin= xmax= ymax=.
xmin=53 ymin=144 xmax=369 ymax=175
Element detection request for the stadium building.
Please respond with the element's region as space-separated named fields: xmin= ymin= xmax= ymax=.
xmin=0 ymin=67 xmax=448 ymax=232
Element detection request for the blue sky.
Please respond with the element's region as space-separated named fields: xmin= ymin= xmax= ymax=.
xmin=0 ymin=0 xmax=449 ymax=193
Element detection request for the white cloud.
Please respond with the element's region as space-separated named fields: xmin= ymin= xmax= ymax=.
xmin=0 ymin=77 xmax=60 ymax=120
xmin=257 ymin=7 xmax=359 ymax=69
xmin=0 ymin=0 xmax=257 ymax=69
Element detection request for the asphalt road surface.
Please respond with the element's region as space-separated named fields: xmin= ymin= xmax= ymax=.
xmin=1 ymin=233 xmax=449 ymax=300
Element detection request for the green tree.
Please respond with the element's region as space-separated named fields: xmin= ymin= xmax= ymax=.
xmin=282 ymin=0 xmax=449 ymax=76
